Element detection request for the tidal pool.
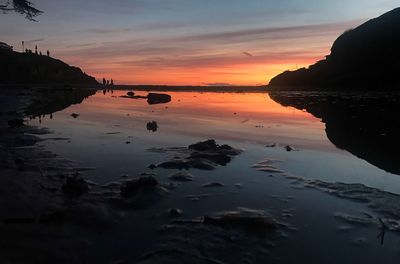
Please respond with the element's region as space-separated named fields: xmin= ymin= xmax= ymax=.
xmin=27 ymin=90 xmax=400 ymax=263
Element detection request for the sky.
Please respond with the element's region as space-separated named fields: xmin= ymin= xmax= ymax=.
xmin=1 ymin=0 xmax=399 ymax=85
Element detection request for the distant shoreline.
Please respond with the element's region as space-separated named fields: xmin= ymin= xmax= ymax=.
xmin=0 ymin=84 xmax=268 ymax=93
xmin=111 ymin=85 xmax=268 ymax=92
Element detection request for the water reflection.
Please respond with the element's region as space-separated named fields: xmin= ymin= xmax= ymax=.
xmin=25 ymin=88 xmax=96 ymax=118
xmin=269 ymin=92 xmax=400 ymax=175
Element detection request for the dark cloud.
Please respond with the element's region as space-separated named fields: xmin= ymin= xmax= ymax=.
xmin=243 ymin=52 xmax=253 ymax=57
xmin=115 ymin=50 xmax=322 ymax=69
xmin=204 ymin=82 xmax=234 ymax=86
xmin=174 ymin=20 xmax=362 ymax=43
xmin=83 ymin=28 xmax=132 ymax=34
xmin=65 ymin=42 xmax=97 ymax=48
xmin=25 ymin=38 xmax=45 ymax=44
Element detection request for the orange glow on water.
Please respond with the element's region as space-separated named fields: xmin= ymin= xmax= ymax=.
xmin=73 ymin=90 xmax=326 ymax=147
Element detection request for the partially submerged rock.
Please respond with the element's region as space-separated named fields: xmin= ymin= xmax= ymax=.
xmin=188 ymin=139 xmax=240 ymax=155
xmin=120 ymin=176 xmax=159 ymax=198
xmin=152 ymin=139 xmax=242 ymax=171
xmin=168 ymin=172 xmax=193 ymax=182
xmin=62 ymin=175 xmax=89 ymax=196
xmin=147 ymin=93 xmax=171 ymax=105
xmin=285 ymin=145 xmax=293 ymax=152
xmin=115 ymin=176 xmax=168 ymax=209
xmin=173 ymin=207 xmax=282 ymax=234
xmin=70 ymin=113 xmax=80 ymax=119
xmin=203 ymin=208 xmax=280 ymax=233
xmin=147 ymin=121 xmax=158 ymax=132
xmin=120 ymin=91 xmax=148 ymax=99
xmin=168 ymin=208 xmax=183 ymax=217
xmin=202 ymin=182 xmax=224 ymax=188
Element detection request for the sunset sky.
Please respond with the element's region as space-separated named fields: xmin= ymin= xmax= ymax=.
xmin=1 ymin=0 xmax=398 ymax=85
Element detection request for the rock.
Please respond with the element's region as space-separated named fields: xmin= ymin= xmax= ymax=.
xmin=168 ymin=172 xmax=193 ymax=182
xmin=202 ymin=182 xmax=225 ymax=188
xmin=7 ymin=119 xmax=24 ymax=128
xmin=168 ymin=208 xmax=183 ymax=217
xmin=120 ymin=176 xmax=159 ymax=198
xmin=188 ymin=139 xmax=222 ymax=152
xmin=158 ymin=159 xmax=189 ymax=170
xmin=127 ymin=91 xmax=135 ymax=97
xmin=203 ymin=207 xmax=279 ymax=233
xmin=70 ymin=113 xmax=80 ymax=119
xmin=285 ymin=145 xmax=293 ymax=152
xmin=147 ymin=121 xmax=158 ymax=132
xmin=189 ymin=152 xmax=231 ymax=166
xmin=188 ymin=139 xmax=241 ymax=156
xmin=62 ymin=175 xmax=89 ymax=196
xmin=147 ymin=93 xmax=171 ymax=105
xmin=151 ymin=139 xmax=241 ymax=171
xmin=187 ymin=159 xmax=216 ymax=170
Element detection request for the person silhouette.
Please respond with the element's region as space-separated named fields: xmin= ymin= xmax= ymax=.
xmin=46 ymin=50 xmax=50 ymax=57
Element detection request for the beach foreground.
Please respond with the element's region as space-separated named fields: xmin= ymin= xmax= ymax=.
xmin=1 ymin=88 xmax=400 ymax=263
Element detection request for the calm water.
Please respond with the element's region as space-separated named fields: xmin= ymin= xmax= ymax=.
xmin=28 ymin=90 xmax=400 ymax=263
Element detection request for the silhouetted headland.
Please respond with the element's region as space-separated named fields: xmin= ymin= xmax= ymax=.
xmin=268 ymin=8 xmax=400 ymax=91
xmin=0 ymin=48 xmax=98 ymax=86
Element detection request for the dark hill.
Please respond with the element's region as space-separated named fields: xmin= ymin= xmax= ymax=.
xmin=0 ymin=50 xmax=98 ymax=86
xmin=268 ymin=8 xmax=400 ymax=90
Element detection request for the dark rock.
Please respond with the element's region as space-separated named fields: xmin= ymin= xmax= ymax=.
xmin=189 ymin=152 xmax=231 ymax=166
xmin=187 ymin=159 xmax=216 ymax=170
xmin=70 ymin=113 xmax=80 ymax=119
xmin=62 ymin=175 xmax=89 ymax=196
xmin=147 ymin=121 xmax=158 ymax=132
xmin=153 ymin=139 xmax=241 ymax=171
xmin=203 ymin=208 xmax=279 ymax=233
xmin=120 ymin=176 xmax=159 ymax=198
xmin=285 ymin=145 xmax=293 ymax=152
xmin=168 ymin=172 xmax=193 ymax=182
xmin=147 ymin=93 xmax=171 ymax=105
xmin=127 ymin=91 xmax=135 ymax=96
xmin=168 ymin=208 xmax=183 ymax=217
xmin=7 ymin=119 xmax=24 ymax=128
xmin=188 ymin=139 xmax=241 ymax=156
xmin=188 ymin=139 xmax=221 ymax=151
xmin=158 ymin=159 xmax=188 ymax=170
xmin=202 ymin=182 xmax=225 ymax=188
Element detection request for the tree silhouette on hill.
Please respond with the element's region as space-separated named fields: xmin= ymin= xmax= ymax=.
xmin=0 ymin=0 xmax=42 ymax=21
